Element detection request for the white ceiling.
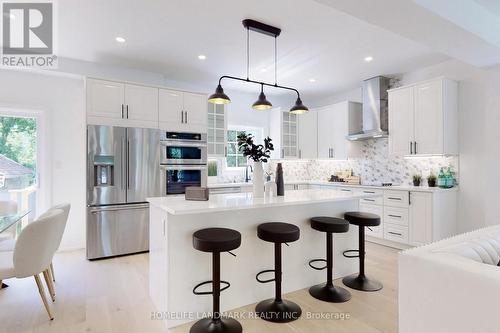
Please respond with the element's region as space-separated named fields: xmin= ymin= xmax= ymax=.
xmin=58 ymin=0 xmax=450 ymax=100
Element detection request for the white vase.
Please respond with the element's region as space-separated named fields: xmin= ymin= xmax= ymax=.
xmin=253 ymin=161 xmax=265 ymax=198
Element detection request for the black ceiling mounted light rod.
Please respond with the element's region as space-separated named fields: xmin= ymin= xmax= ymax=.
xmin=208 ymin=19 xmax=309 ymax=114
xmin=216 ymin=75 xmax=302 ymax=99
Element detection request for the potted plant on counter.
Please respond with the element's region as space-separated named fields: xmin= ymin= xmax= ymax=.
xmin=427 ymin=173 xmax=437 ymax=187
xmin=237 ymin=133 xmax=274 ymax=198
xmin=413 ymin=174 xmax=422 ymax=187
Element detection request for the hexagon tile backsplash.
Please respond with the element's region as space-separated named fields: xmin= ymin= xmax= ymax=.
xmin=267 ymin=138 xmax=458 ymax=186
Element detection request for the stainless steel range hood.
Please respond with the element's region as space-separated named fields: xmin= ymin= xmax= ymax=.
xmin=347 ymin=76 xmax=390 ymax=141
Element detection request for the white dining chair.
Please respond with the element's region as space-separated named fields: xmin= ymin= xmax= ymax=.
xmin=0 ymin=209 xmax=65 ymax=320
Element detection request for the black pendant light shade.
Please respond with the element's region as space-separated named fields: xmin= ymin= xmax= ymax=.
xmin=208 ymin=84 xmax=231 ymax=104
xmin=289 ymin=97 xmax=309 ymax=114
xmin=252 ymin=86 xmax=273 ymax=110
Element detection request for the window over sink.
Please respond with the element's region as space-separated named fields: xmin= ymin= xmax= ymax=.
xmin=226 ymin=126 xmax=263 ymax=168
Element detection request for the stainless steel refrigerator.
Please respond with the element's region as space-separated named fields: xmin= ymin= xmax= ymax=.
xmin=86 ymin=125 xmax=160 ymax=260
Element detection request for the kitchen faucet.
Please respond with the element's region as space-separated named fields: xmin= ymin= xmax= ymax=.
xmin=245 ymin=164 xmax=253 ymax=183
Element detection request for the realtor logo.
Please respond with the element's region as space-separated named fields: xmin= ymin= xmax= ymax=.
xmin=1 ymin=1 xmax=57 ymax=67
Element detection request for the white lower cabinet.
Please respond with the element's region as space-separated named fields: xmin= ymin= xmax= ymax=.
xmin=359 ymin=203 xmax=384 ymax=239
xmin=409 ymin=191 xmax=433 ymax=246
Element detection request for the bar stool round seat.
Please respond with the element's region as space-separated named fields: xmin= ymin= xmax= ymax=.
xmin=342 ymin=212 xmax=383 ymax=292
xmin=310 ymin=216 xmax=350 ymax=233
xmin=193 ymin=228 xmax=241 ymax=252
xmin=255 ymin=222 xmax=302 ymax=323
xmin=343 ymin=212 xmax=380 ymax=227
xmin=257 ymin=222 xmax=300 ymax=243
xmin=308 ymin=217 xmax=351 ymax=303
xmin=190 ymin=228 xmax=242 ymax=333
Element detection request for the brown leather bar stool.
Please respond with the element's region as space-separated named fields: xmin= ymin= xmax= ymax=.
xmin=342 ymin=212 xmax=383 ymax=292
xmin=191 ymin=228 xmax=242 ymax=333
xmin=255 ymin=222 xmax=302 ymax=323
xmin=308 ymin=216 xmax=351 ymax=303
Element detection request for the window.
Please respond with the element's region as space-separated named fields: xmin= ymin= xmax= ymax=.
xmin=226 ymin=126 xmax=263 ymax=168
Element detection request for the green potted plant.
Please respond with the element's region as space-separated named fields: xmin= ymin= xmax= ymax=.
xmin=413 ymin=174 xmax=422 ymax=187
xmin=207 ymin=160 xmax=218 ymax=184
xmin=237 ymin=133 xmax=274 ymax=198
xmin=427 ymin=173 xmax=437 ymax=187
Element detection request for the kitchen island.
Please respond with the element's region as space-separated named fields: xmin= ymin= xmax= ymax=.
xmin=147 ymin=189 xmax=379 ymax=328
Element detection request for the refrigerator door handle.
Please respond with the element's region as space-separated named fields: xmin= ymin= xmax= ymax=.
xmin=127 ymin=140 xmax=130 ymax=189
xmin=89 ymin=203 xmax=149 ymax=214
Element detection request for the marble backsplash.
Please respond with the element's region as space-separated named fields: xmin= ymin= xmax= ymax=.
xmin=215 ymin=138 xmax=459 ymax=186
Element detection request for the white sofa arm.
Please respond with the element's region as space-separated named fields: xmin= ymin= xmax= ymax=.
xmin=399 ymin=251 xmax=500 ymax=333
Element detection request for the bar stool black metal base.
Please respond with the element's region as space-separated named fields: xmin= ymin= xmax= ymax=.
xmin=255 ymin=298 xmax=302 ymax=323
xmin=189 ymin=317 xmax=242 ymax=333
xmin=342 ymin=274 xmax=382 ymax=292
xmin=309 ymin=283 xmax=351 ymax=303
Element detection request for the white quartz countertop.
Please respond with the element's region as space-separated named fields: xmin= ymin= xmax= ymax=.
xmin=148 ymin=189 xmax=379 ymax=215
xmin=208 ymin=180 xmax=458 ymax=193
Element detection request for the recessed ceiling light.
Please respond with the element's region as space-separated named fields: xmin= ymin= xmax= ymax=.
xmin=115 ymin=37 xmax=126 ymax=43
xmin=260 ymin=68 xmax=267 ymax=72
xmin=309 ymin=78 xmax=316 ymax=83
xmin=364 ymin=56 xmax=373 ymax=62
xmin=198 ymin=54 xmax=207 ymax=60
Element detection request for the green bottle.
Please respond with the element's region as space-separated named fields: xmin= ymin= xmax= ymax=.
xmin=438 ymin=168 xmax=446 ymax=188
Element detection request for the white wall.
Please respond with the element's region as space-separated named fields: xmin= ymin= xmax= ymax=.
xmin=0 ymin=68 xmax=86 ymax=250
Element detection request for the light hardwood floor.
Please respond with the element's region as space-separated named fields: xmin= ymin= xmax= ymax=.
xmin=0 ymin=242 xmax=399 ymax=333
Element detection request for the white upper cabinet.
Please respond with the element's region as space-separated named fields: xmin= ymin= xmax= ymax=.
xmin=317 ymin=106 xmax=334 ymax=159
xmin=388 ymin=77 xmax=458 ymax=156
xmin=87 ymin=79 xmax=125 ymax=120
xmin=207 ymin=104 xmax=227 ymax=157
xmin=269 ymin=108 xmax=299 ymax=159
xmin=124 ymin=84 xmax=159 ymax=127
xmin=298 ymin=109 xmax=317 ymax=159
xmin=317 ymin=101 xmax=356 ymax=160
xmin=87 ymin=78 xmax=208 ymax=132
xmin=87 ymin=79 xmax=159 ymax=129
xmin=159 ymin=89 xmax=207 ymax=132
xmin=183 ymin=92 xmax=208 ymax=128
xmin=388 ymin=86 xmax=414 ymax=155
xmin=158 ymin=89 xmax=184 ymax=127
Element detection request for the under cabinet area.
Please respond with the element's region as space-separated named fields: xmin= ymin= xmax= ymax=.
xmin=388 ymin=77 xmax=458 ymax=156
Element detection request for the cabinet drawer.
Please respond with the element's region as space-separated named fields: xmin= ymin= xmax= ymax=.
xmin=384 ymin=223 xmax=409 ymax=244
xmin=359 ymin=188 xmax=383 ymax=205
xmin=384 ymin=190 xmax=409 ymax=208
xmin=359 ymin=203 xmax=383 ymax=239
xmin=384 ymin=207 xmax=409 ymax=226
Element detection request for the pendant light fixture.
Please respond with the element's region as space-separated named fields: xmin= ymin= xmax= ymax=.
xmin=252 ymin=84 xmax=273 ymax=110
xmin=208 ymin=19 xmax=309 ymax=114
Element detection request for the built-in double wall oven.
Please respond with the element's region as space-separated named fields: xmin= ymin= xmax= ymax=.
xmin=160 ymin=132 xmax=208 ymax=195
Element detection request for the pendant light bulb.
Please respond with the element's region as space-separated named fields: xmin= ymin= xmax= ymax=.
xmin=252 ymin=85 xmax=273 ymax=111
xmin=289 ymin=97 xmax=309 ymax=114
xmin=208 ymin=84 xmax=231 ymax=104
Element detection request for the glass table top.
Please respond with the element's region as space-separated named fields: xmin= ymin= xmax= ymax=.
xmin=0 ymin=211 xmax=30 ymax=234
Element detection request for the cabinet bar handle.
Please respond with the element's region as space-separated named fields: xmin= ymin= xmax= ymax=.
xmin=364 ymin=191 xmax=375 ymax=194
xmin=185 ymin=111 xmax=188 ymax=123
xmin=388 ymin=214 xmax=402 ymax=218
xmin=409 ymin=142 xmax=413 ymax=154
xmin=414 ymin=141 xmax=417 ymax=154
xmin=363 ymin=199 xmax=375 ymax=202
xmin=181 ymin=110 xmax=184 ymax=123
xmin=126 ymin=105 xmax=129 ymax=119
xmin=121 ymin=104 xmax=124 ymax=118
xmin=388 ymin=231 xmax=402 ymax=236
xmin=388 ymin=197 xmax=402 ymax=200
